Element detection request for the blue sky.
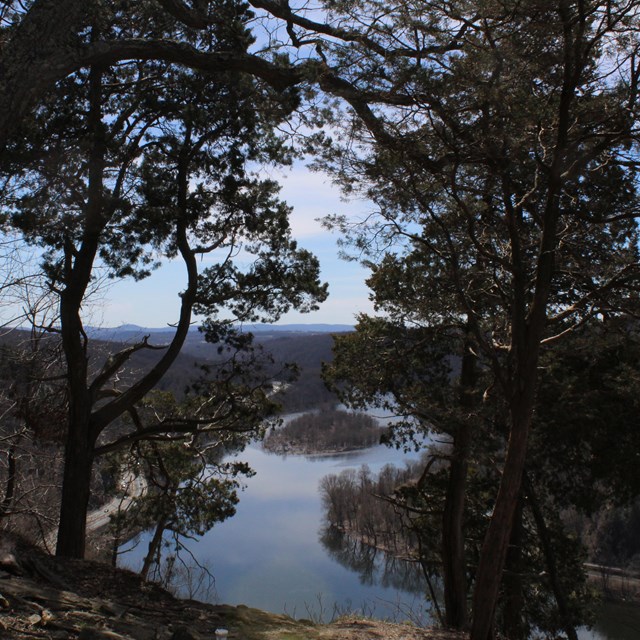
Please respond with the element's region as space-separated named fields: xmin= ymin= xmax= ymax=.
xmin=90 ymin=165 xmax=375 ymax=329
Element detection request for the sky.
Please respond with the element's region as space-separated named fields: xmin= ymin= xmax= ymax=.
xmin=87 ymin=164 xmax=376 ymax=329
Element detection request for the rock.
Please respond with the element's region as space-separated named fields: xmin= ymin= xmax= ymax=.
xmin=170 ymin=626 xmax=198 ymax=640
xmin=78 ymin=628 xmax=130 ymax=639
xmin=0 ymin=551 xmax=22 ymax=575
xmin=27 ymin=613 xmax=41 ymax=626
xmin=99 ymin=600 xmax=128 ymax=617
xmin=41 ymin=609 xmax=55 ymax=624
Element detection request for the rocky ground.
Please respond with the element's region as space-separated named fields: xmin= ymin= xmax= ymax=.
xmin=0 ymin=533 xmax=467 ymax=640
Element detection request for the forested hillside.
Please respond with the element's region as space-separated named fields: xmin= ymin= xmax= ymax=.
xmin=90 ymin=326 xmax=343 ymax=410
xmin=263 ymin=409 xmax=383 ymax=454
xmin=0 ymin=325 xmax=342 ymax=408
xmin=0 ymin=323 xmax=342 ymax=576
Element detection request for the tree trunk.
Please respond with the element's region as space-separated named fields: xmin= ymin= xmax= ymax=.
xmin=52 ymin=52 xmax=201 ymax=556
xmin=55 ymin=55 xmax=105 ymax=558
xmin=56 ymin=300 xmax=96 ymax=559
xmin=502 ymin=496 xmax=525 ymax=640
xmin=469 ymin=188 xmax=557 ymax=638
xmin=470 ymin=398 xmax=534 ymax=640
xmin=55 ymin=414 xmax=94 ymax=558
xmin=0 ymin=443 xmax=18 ymax=517
xmin=141 ymin=517 xmax=169 ymax=580
xmin=525 ymin=475 xmax=579 ymax=640
xmin=442 ymin=420 xmax=471 ymax=629
xmin=55 ymin=296 xmax=97 ymax=559
xmin=110 ymin=515 xmax=123 ymax=569
xmin=56 ymin=286 xmax=95 ymax=558
xmin=441 ymin=337 xmax=476 ymax=629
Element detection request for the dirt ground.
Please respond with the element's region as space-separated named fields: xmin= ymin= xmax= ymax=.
xmin=0 ymin=532 xmax=467 ymax=640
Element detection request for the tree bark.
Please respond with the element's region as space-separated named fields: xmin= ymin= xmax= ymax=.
xmin=55 ymin=56 xmax=106 ymax=558
xmin=441 ymin=336 xmax=476 ymax=629
xmin=470 ymin=397 xmax=534 ymax=640
xmin=56 ymin=416 xmax=94 ymax=558
xmin=442 ymin=421 xmax=471 ymax=629
xmin=502 ymin=497 xmax=525 ymax=640
xmin=57 ymin=259 xmax=97 ymax=558
xmin=141 ymin=516 xmax=169 ymax=580
xmin=525 ymin=475 xmax=579 ymax=640
xmin=0 ymin=443 xmax=18 ymax=517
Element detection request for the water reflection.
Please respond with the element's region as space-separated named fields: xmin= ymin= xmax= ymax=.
xmin=320 ymin=525 xmax=426 ymax=595
xmin=119 ymin=441 xmax=639 ymax=637
xmin=121 ymin=443 xmax=429 ymax=623
xmin=578 ymin=602 xmax=640 ymax=640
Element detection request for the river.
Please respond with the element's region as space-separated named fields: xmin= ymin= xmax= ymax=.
xmin=119 ymin=442 xmax=640 ymax=638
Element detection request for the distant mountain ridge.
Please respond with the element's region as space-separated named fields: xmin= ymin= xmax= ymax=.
xmin=85 ymin=323 xmax=354 ymax=340
xmin=1 ymin=322 xmax=347 ymax=413
xmin=77 ymin=322 xmax=348 ymax=411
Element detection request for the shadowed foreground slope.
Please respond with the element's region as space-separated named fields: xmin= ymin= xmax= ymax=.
xmin=0 ymin=534 xmax=466 ymax=640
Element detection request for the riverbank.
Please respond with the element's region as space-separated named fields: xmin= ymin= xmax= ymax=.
xmin=0 ymin=533 xmax=466 ymax=640
xmin=43 ymin=470 xmax=147 ymax=557
xmin=331 ymin=525 xmax=640 ymax=608
xmin=585 ymin=564 xmax=640 ymax=603
xmin=262 ymin=442 xmax=378 ymax=457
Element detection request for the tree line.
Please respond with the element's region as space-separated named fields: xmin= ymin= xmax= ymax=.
xmin=263 ymin=409 xmax=384 ymax=455
xmin=320 ymin=461 xmax=422 ymax=558
xmin=321 ymin=423 xmax=640 ymax=637
xmin=3 ymin=3 xmax=640 ymax=639
xmin=326 ymin=322 xmax=640 ymax=639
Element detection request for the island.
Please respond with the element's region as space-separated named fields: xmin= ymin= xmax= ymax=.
xmin=263 ymin=409 xmax=385 ymax=455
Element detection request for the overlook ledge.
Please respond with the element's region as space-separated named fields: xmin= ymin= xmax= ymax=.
xmin=0 ymin=533 xmax=467 ymax=640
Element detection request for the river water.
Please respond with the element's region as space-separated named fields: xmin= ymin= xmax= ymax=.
xmin=119 ymin=442 xmax=640 ymax=638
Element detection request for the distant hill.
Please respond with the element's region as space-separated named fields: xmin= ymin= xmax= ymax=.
xmin=85 ymin=323 xmax=353 ymax=343
xmin=2 ymin=323 xmax=350 ymax=412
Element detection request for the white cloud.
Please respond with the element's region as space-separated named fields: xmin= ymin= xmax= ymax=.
xmin=273 ymin=165 xmax=369 ymax=239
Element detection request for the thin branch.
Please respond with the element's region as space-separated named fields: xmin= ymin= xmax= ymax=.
xmin=156 ymin=0 xmax=209 ymax=29
xmin=249 ymin=0 xmax=468 ymax=58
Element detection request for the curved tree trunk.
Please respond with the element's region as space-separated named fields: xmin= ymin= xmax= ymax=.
xmin=141 ymin=516 xmax=169 ymax=580
xmin=55 ymin=55 xmax=105 ymax=558
xmin=54 ymin=59 xmax=200 ymax=556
